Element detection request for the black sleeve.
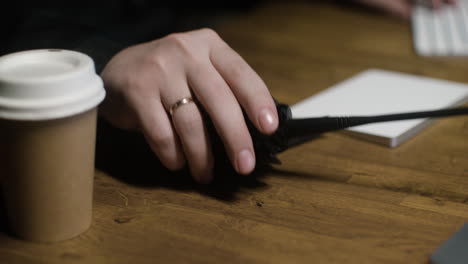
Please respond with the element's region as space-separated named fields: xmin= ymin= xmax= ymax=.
xmin=0 ymin=2 xmax=182 ymax=73
xmin=1 ymin=1 xmax=262 ymax=73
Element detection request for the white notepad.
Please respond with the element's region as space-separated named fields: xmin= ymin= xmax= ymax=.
xmin=412 ymin=0 xmax=468 ymax=56
xmin=291 ymin=69 xmax=468 ymax=147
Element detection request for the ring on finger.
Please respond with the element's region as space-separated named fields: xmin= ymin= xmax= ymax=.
xmin=169 ymin=96 xmax=195 ymax=116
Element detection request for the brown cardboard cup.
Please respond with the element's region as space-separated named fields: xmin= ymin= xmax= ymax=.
xmin=0 ymin=49 xmax=105 ymax=242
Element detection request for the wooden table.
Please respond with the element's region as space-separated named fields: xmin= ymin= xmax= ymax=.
xmin=1 ymin=1 xmax=468 ymax=263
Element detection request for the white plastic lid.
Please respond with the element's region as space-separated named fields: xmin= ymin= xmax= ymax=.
xmin=0 ymin=49 xmax=105 ymax=120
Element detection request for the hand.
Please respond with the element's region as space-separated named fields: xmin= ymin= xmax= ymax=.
xmin=355 ymin=0 xmax=457 ymax=19
xmin=100 ymin=28 xmax=279 ymax=183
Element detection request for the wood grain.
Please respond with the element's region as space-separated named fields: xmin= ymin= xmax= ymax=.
xmin=1 ymin=1 xmax=467 ymax=263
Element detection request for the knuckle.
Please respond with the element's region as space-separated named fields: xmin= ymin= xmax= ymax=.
xmin=165 ymin=33 xmax=206 ymax=64
xmin=200 ymin=28 xmax=228 ymax=49
xmin=165 ymin=33 xmax=194 ymax=57
xmin=166 ymin=32 xmax=186 ymax=46
xmin=198 ymin=28 xmax=220 ymax=40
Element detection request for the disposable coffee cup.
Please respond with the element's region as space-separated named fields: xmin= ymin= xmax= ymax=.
xmin=0 ymin=49 xmax=105 ymax=242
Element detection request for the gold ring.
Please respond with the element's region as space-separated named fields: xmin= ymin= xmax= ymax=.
xmin=169 ymin=97 xmax=194 ymax=116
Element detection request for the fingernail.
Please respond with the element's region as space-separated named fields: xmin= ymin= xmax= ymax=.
xmin=237 ymin=149 xmax=255 ymax=175
xmin=258 ymin=108 xmax=278 ymax=133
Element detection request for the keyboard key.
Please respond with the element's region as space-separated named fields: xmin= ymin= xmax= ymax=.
xmin=412 ymin=0 xmax=468 ymax=56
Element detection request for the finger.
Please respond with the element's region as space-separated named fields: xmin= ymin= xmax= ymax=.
xmin=187 ymin=61 xmax=255 ymax=175
xmin=210 ymin=41 xmax=279 ymax=135
xmin=163 ymin=90 xmax=214 ymax=184
xmin=134 ymin=94 xmax=186 ymax=171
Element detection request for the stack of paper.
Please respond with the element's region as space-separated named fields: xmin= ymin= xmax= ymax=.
xmin=291 ymin=69 xmax=468 ymax=147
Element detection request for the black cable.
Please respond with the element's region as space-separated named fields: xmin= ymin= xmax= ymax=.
xmin=286 ymin=106 xmax=468 ymax=139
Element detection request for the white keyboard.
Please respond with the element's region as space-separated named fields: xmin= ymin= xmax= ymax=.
xmin=412 ymin=0 xmax=468 ymax=56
